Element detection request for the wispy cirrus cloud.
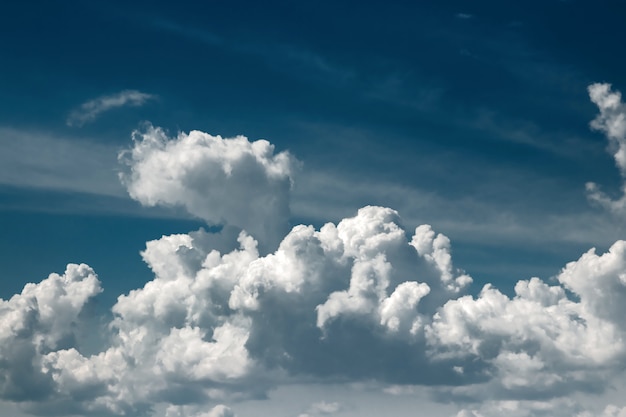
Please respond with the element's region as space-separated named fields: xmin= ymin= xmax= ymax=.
xmin=66 ymin=90 xmax=156 ymax=127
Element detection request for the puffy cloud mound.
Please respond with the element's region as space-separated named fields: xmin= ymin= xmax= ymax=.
xmin=119 ymin=125 xmax=298 ymax=250
xmin=0 ymin=264 xmax=101 ymax=402
xmin=427 ymin=240 xmax=626 ymax=403
xmin=7 ymin=100 xmax=626 ymax=416
xmin=4 ymin=212 xmax=626 ymax=416
xmin=586 ymin=83 xmax=626 ymax=213
xmin=16 ymin=206 xmax=473 ymax=415
xmin=4 ymin=206 xmax=626 ymax=417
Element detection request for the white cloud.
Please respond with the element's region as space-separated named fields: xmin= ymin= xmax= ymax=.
xmin=5 ymin=207 xmax=626 ymax=416
xmin=67 ymin=90 xmax=156 ymax=127
xmin=20 ymin=212 xmax=615 ymax=416
xmin=119 ymin=125 xmax=298 ymax=250
xmin=9 ymin=206 xmax=474 ymax=415
xmin=588 ymin=405 xmax=626 ymax=417
xmin=586 ymin=83 xmax=626 ymax=213
xmin=0 ymin=264 xmax=101 ymax=403
xmin=427 ymin=240 xmax=626 ymax=402
xmin=6 ymin=84 xmax=626 ymax=416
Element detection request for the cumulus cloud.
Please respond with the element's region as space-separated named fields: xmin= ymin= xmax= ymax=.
xmin=586 ymin=83 xmax=626 ymax=213
xmin=5 ymin=208 xmax=626 ymax=416
xmin=427 ymin=240 xmax=626 ymax=406
xmin=6 ymin=96 xmax=626 ymax=416
xmin=66 ymin=90 xmax=155 ymax=127
xmin=1 ymin=206 xmax=476 ymax=415
xmin=0 ymin=264 xmax=101 ymax=403
xmin=119 ymin=125 xmax=298 ymax=250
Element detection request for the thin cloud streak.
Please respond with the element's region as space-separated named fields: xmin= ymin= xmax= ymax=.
xmin=66 ymin=90 xmax=156 ymax=127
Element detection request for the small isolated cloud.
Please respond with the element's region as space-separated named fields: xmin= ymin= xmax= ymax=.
xmin=586 ymin=83 xmax=626 ymax=213
xmin=66 ymin=90 xmax=155 ymax=127
xmin=455 ymin=13 xmax=473 ymax=19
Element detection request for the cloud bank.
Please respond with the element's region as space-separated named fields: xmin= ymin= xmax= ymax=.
xmin=3 ymin=83 xmax=626 ymax=416
xmin=5 ymin=207 xmax=626 ymax=416
xmin=67 ymin=90 xmax=155 ymax=127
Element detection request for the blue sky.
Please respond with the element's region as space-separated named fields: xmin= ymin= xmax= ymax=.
xmin=2 ymin=1 xmax=626 ymax=416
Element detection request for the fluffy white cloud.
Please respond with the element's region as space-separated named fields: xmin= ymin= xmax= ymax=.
xmin=427 ymin=240 xmax=626 ymax=401
xmin=11 ymin=205 xmax=475 ymax=415
xmin=119 ymin=125 xmax=298 ymax=250
xmin=5 ymin=211 xmax=626 ymax=417
xmin=15 ymin=202 xmax=626 ymax=416
xmin=6 ymin=207 xmax=626 ymax=417
xmin=6 ymin=98 xmax=626 ymax=417
xmin=67 ymin=90 xmax=156 ymax=127
xmin=586 ymin=83 xmax=626 ymax=213
xmin=0 ymin=264 xmax=101 ymax=402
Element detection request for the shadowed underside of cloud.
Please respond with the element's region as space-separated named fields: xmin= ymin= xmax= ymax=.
xmin=66 ymin=90 xmax=156 ymax=127
xmin=2 ymin=84 xmax=626 ymax=417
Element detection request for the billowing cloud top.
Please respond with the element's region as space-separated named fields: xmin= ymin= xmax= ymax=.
xmin=119 ymin=125 xmax=297 ymax=250
xmin=4 ymin=83 xmax=626 ymax=417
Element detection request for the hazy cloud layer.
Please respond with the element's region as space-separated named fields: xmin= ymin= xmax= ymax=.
xmin=0 ymin=127 xmax=123 ymax=196
xmin=67 ymin=90 xmax=155 ymax=127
